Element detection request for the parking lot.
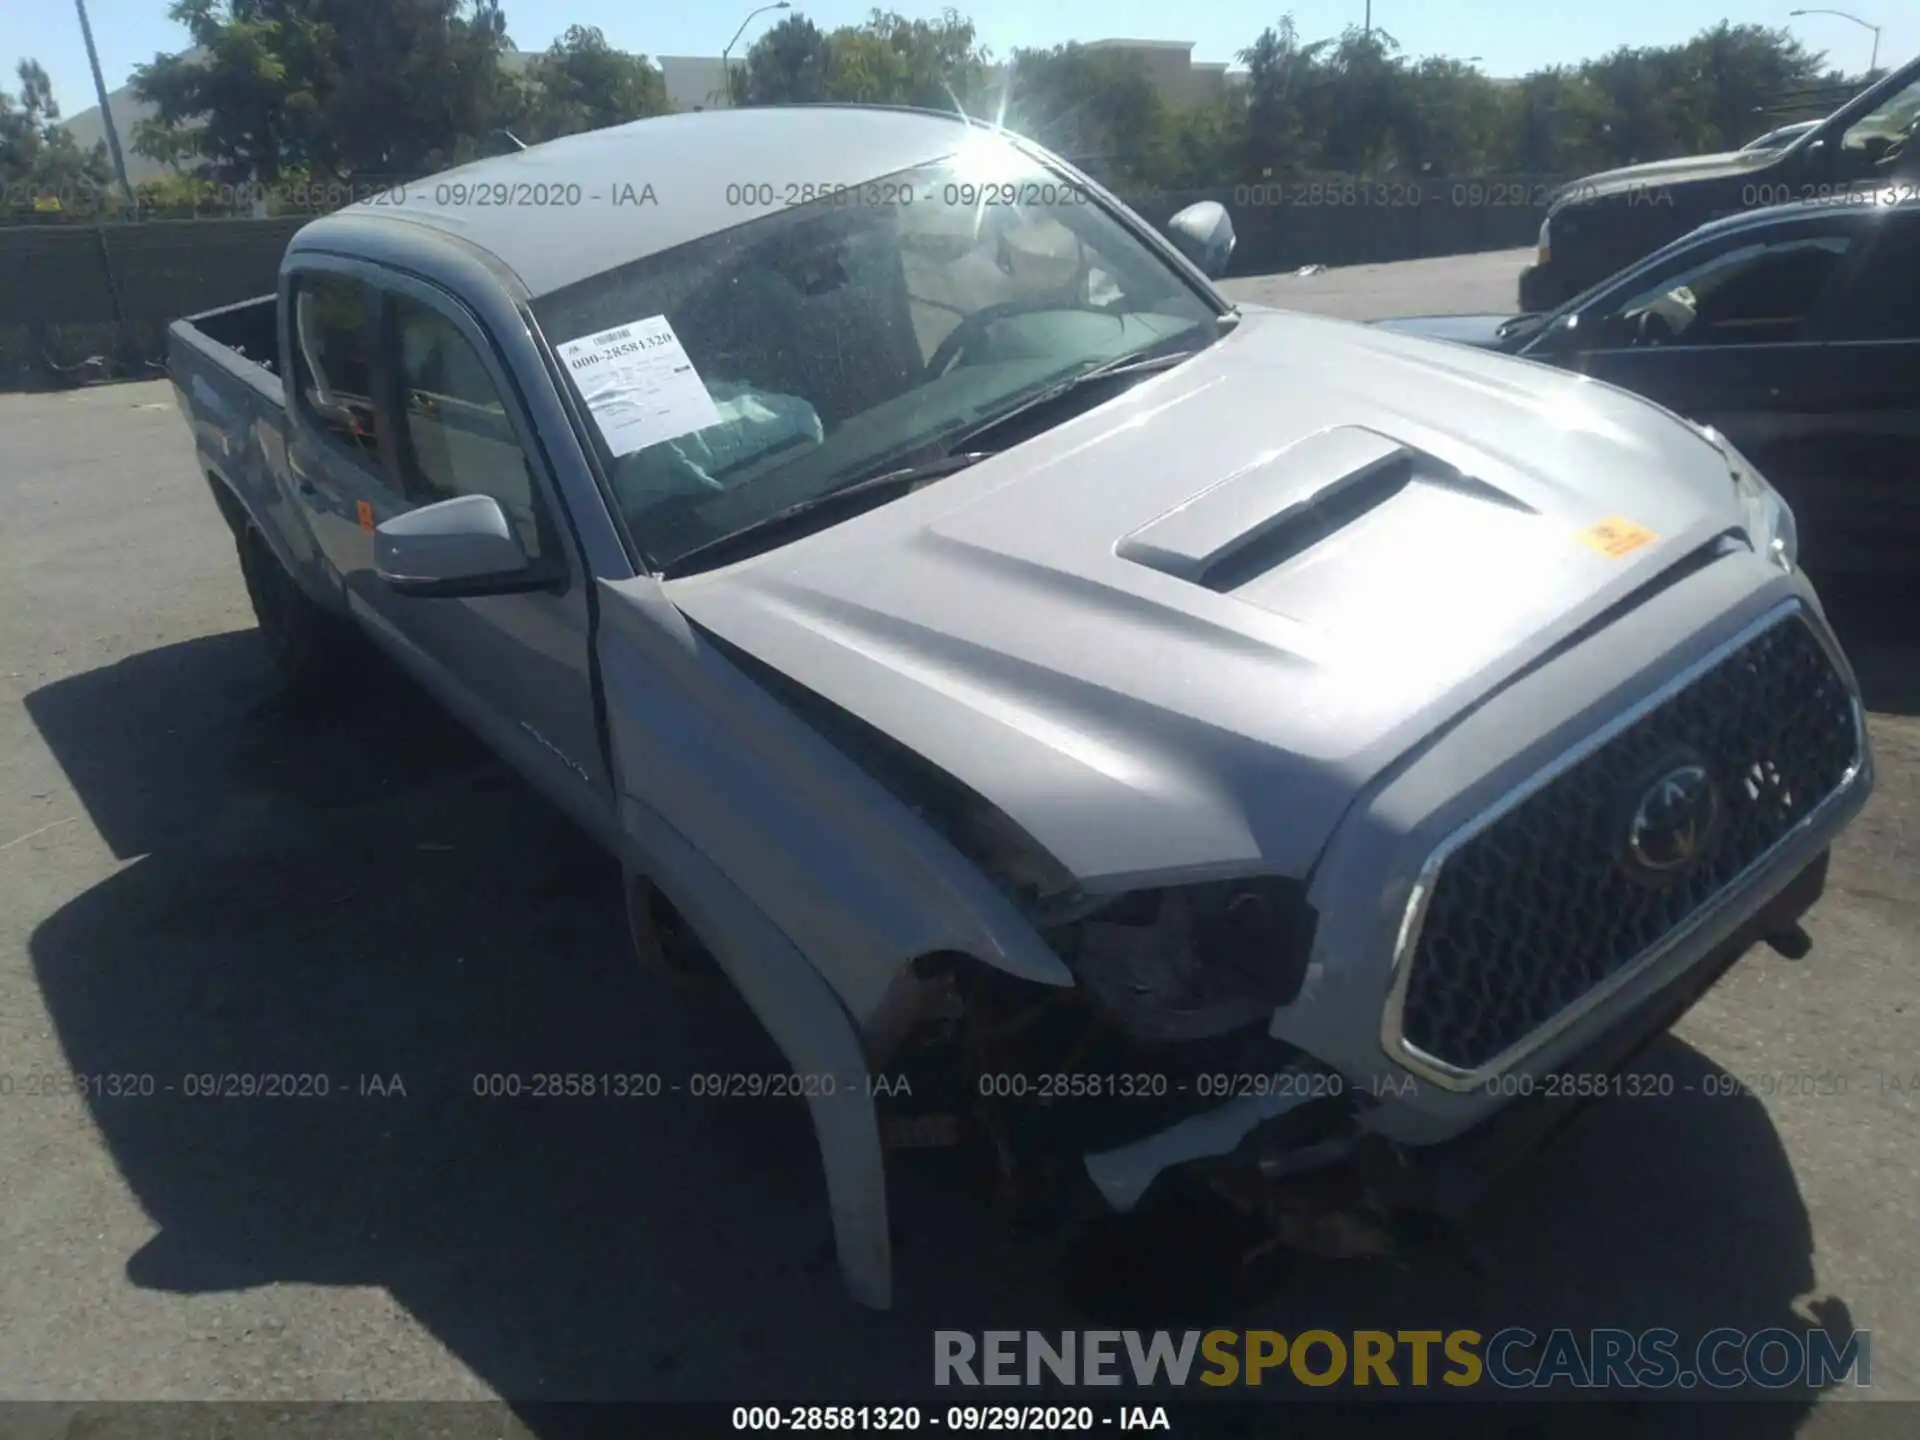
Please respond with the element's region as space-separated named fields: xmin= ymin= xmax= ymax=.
xmin=0 ymin=247 xmax=1915 ymax=1425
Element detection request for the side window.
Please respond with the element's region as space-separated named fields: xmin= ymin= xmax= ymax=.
xmin=1582 ymin=232 xmax=1857 ymax=349
xmin=1830 ymin=221 xmax=1920 ymax=341
xmin=289 ymin=274 xmax=387 ymax=476
xmin=1835 ymin=75 xmax=1920 ymax=181
xmin=389 ymin=295 xmax=547 ymax=559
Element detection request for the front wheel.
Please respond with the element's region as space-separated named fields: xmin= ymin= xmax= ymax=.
xmin=235 ymin=522 xmax=361 ymax=703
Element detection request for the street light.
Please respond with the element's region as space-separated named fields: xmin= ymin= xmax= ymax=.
xmin=722 ymin=1 xmax=792 ymax=108
xmin=74 ymin=0 xmax=136 ymax=214
xmin=1789 ymin=8 xmax=1881 ymax=75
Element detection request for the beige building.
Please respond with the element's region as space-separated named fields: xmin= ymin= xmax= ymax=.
xmin=658 ymin=55 xmax=733 ymax=112
xmin=58 ymin=36 xmax=1241 ymax=180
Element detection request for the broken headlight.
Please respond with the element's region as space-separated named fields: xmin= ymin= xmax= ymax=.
xmin=1059 ymin=879 xmax=1319 ymax=1044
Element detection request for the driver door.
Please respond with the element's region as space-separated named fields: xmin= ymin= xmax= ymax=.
xmin=1540 ymin=215 xmax=1873 ymax=466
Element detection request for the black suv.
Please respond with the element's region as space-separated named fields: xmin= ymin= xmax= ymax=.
xmin=1519 ymin=54 xmax=1920 ymax=312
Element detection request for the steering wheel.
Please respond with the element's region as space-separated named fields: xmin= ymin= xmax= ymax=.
xmin=1635 ymin=309 xmax=1678 ymax=346
xmin=923 ymin=299 xmax=1101 ymax=381
xmin=1876 ymin=121 xmax=1914 ymax=170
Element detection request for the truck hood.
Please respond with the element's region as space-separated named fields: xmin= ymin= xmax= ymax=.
xmin=1561 ymin=149 xmax=1770 ymax=202
xmin=663 ymin=308 xmax=1745 ymax=887
xmin=1369 ymin=313 xmax=1518 ymax=350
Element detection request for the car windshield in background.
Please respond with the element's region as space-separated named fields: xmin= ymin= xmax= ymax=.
xmin=531 ymin=133 xmax=1221 ymax=571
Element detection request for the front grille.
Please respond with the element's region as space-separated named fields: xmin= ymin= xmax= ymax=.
xmin=1396 ymin=611 xmax=1859 ymax=1075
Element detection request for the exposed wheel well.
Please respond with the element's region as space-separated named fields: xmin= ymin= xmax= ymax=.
xmin=204 ymin=471 xmax=250 ymax=538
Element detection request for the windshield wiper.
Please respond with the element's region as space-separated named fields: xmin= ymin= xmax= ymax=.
xmin=656 ymin=451 xmax=993 ymax=578
xmin=943 ymin=330 xmax=1218 ymax=456
xmin=657 ymin=323 xmax=1226 ymax=578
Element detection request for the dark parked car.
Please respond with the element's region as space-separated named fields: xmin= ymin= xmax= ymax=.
xmin=1381 ymin=194 xmax=1920 ymax=584
xmin=1519 ymin=53 xmax=1920 ymax=311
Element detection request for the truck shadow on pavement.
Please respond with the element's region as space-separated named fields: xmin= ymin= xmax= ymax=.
xmin=22 ymin=625 xmax=1872 ymax=1428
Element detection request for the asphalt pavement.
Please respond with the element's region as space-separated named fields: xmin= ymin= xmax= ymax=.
xmin=0 ymin=248 xmax=1915 ymax=1426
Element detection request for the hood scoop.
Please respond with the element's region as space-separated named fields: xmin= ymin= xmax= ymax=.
xmin=1118 ymin=426 xmax=1429 ymax=591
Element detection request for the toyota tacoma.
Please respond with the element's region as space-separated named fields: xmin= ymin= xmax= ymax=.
xmin=167 ymin=105 xmax=1875 ymax=1308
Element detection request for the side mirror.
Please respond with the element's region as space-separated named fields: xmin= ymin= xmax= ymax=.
xmin=1166 ymin=200 xmax=1236 ymax=279
xmin=375 ymin=493 xmax=553 ymax=598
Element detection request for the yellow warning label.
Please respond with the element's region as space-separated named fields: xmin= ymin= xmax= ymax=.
xmin=1577 ymin=516 xmax=1657 ymax=558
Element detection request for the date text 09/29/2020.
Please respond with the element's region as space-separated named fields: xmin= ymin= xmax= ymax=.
xmin=730 ymin=1405 xmax=1171 ymax=1433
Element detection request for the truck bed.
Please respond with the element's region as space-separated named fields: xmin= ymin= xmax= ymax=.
xmin=167 ymin=294 xmax=335 ymax=600
xmin=180 ymin=294 xmax=281 ymax=378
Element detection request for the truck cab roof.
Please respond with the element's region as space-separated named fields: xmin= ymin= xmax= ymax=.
xmin=291 ymin=106 xmax=987 ymax=300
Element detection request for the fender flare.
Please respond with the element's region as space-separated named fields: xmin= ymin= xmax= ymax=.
xmin=620 ymin=795 xmax=892 ymax=1309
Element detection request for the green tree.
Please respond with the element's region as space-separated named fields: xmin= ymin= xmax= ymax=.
xmin=1 ymin=59 xmax=114 ymax=217
xmin=512 ymin=25 xmax=668 ymax=141
xmin=826 ymin=9 xmax=987 ymax=110
xmin=738 ymin=8 xmax=987 ymax=111
xmin=131 ymin=0 xmax=515 ymax=188
xmin=1392 ymin=57 xmax=1503 ymax=176
xmin=1309 ymin=28 xmax=1407 ymax=176
xmin=736 ymin=15 xmax=830 ymax=105
xmin=1156 ymin=95 xmax=1244 ymax=189
xmin=1002 ymin=43 xmax=1168 ymax=186
xmin=1237 ymin=18 xmax=1331 ymax=179
xmin=1669 ymin=23 xmax=1825 ymax=152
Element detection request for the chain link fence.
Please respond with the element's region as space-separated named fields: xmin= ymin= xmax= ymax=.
xmin=0 ymin=217 xmax=306 ymax=390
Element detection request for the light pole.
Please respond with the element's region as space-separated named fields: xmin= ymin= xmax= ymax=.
xmin=1789 ymin=8 xmax=1882 ymax=75
xmin=722 ymin=1 xmax=791 ymax=108
xmin=74 ymin=0 xmax=137 ymax=214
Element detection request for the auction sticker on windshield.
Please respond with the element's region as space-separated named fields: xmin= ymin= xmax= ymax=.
xmin=555 ymin=314 xmax=722 ymax=457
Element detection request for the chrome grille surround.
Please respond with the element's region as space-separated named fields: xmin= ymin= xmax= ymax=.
xmin=1380 ymin=599 xmax=1867 ymax=1090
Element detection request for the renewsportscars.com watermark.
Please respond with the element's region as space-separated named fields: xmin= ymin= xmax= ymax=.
xmin=934 ymin=1328 xmax=1871 ymax=1391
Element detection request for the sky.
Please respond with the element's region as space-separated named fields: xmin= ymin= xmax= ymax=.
xmin=4 ymin=0 xmax=1911 ymax=122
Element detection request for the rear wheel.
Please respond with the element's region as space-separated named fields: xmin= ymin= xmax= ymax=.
xmin=236 ymin=522 xmax=360 ymax=702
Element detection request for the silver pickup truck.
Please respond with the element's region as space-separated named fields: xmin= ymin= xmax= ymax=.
xmin=168 ymin=105 xmax=1874 ymax=1310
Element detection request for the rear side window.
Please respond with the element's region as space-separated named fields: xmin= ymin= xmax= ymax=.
xmin=390 ymin=294 xmax=548 ymax=559
xmin=289 ymin=274 xmax=385 ymax=470
xmin=1830 ymin=217 xmax=1920 ymax=341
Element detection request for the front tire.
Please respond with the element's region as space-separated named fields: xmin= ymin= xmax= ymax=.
xmin=236 ymin=522 xmax=360 ymax=703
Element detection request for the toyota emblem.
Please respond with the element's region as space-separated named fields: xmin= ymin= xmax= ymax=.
xmin=1625 ymin=763 xmax=1722 ymax=878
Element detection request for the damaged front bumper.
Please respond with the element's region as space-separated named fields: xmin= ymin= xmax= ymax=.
xmin=848 ymin=583 xmax=1868 ymax=1304
xmin=1072 ymin=591 xmax=1871 ymax=1237
xmin=1081 ymin=847 xmax=1836 ymax=1229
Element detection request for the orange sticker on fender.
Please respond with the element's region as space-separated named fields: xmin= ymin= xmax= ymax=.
xmin=356 ymin=499 xmax=375 ymax=532
xmin=1577 ymin=516 xmax=1657 ymax=558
